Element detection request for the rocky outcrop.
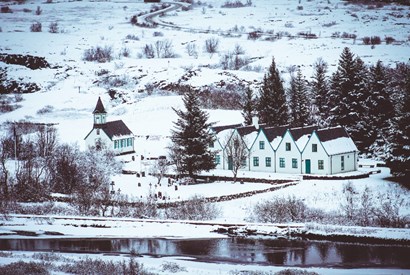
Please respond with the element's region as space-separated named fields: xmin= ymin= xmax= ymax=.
xmin=0 ymin=53 xmax=50 ymax=70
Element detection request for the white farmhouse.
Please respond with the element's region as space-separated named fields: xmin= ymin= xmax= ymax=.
xmin=249 ymin=125 xmax=288 ymax=172
xmin=84 ymin=97 xmax=135 ymax=155
xmin=275 ymin=126 xmax=318 ymax=174
xmin=210 ymin=124 xmax=241 ymax=169
xmin=301 ymin=126 xmax=358 ymax=175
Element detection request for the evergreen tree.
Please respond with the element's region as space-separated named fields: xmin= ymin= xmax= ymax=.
xmin=169 ymin=87 xmax=216 ymax=179
xmin=311 ymin=58 xmax=330 ymax=126
xmin=387 ymin=65 xmax=410 ymax=177
xmin=367 ymin=61 xmax=394 ymax=157
xmin=258 ymin=57 xmax=288 ymax=125
xmin=241 ymin=86 xmax=255 ymax=125
xmin=288 ymin=68 xmax=311 ymax=127
xmin=330 ymin=48 xmax=369 ymax=151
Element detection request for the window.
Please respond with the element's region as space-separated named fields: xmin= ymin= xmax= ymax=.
xmin=241 ymin=158 xmax=247 ymax=167
xmin=292 ymin=158 xmax=298 ymax=168
xmin=121 ymin=139 xmax=124 ymax=148
xmin=312 ymin=144 xmax=317 ymax=152
xmin=265 ymin=157 xmax=271 ymax=167
xmin=114 ymin=140 xmax=118 ymax=149
xmin=253 ymin=157 xmax=259 ymax=167
xmin=215 ymin=155 xmax=221 ymax=165
xmin=318 ymin=160 xmax=324 ymax=170
xmin=209 ymin=141 xmax=214 ymax=148
xmin=96 ymin=129 xmax=100 ymax=135
xmin=279 ymin=158 xmax=285 ymax=168
xmin=259 ymin=141 xmax=265 ymax=150
xmin=341 ymin=156 xmax=345 ymax=171
xmin=286 ymin=142 xmax=291 ymax=151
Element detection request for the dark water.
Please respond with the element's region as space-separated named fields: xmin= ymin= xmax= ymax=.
xmin=1 ymin=237 xmax=409 ymax=268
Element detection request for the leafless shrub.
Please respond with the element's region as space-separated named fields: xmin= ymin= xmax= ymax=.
xmin=1 ymin=6 xmax=12 ymax=13
xmin=37 ymin=105 xmax=54 ymax=115
xmin=83 ymin=46 xmax=113 ymax=63
xmin=163 ymin=195 xmax=220 ymax=220
xmin=30 ymin=22 xmax=42 ymax=32
xmin=125 ymin=34 xmax=139 ymax=40
xmin=142 ymin=44 xmax=155 ymax=58
xmin=219 ymin=52 xmax=251 ymax=70
xmin=322 ymin=21 xmax=337 ymax=27
xmin=247 ymin=31 xmax=262 ymax=40
xmin=154 ymin=39 xmax=176 ymax=58
xmin=48 ymin=22 xmax=58 ymax=33
xmin=385 ymin=36 xmax=395 ymax=44
xmin=221 ymin=0 xmax=252 ymax=8
xmin=186 ymin=42 xmax=198 ymax=58
xmin=153 ymin=31 xmax=163 ymax=37
xmin=119 ymin=47 xmax=131 ymax=58
xmin=341 ymin=32 xmax=356 ymax=39
xmin=161 ymin=262 xmax=187 ymax=273
xmin=35 ymin=6 xmax=42 ymax=15
xmin=252 ymin=196 xmax=308 ymax=223
xmin=204 ymin=37 xmax=220 ymax=55
xmin=297 ymin=5 xmax=303 ymax=10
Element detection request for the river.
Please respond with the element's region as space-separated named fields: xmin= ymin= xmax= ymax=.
xmin=1 ymin=237 xmax=410 ymax=268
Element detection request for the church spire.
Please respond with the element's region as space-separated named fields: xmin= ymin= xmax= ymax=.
xmin=93 ymin=97 xmax=107 ymax=126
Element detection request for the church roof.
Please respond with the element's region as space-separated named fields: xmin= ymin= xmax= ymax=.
xmin=93 ymin=97 xmax=107 ymax=114
xmin=101 ymin=120 xmax=133 ymax=139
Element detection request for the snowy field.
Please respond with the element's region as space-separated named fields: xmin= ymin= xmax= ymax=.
xmin=1 ymin=0 xmax=410 ymax=273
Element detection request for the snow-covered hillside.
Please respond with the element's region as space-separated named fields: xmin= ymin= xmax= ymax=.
xmin=1 ymin=0 xmax=409 ymax=149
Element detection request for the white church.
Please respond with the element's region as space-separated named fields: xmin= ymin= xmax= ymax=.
xmin=84 ymin=97 xmax=135 ymax=155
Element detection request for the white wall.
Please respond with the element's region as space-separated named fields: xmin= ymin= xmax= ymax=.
xmin=275 ymin=131 xmax=302 ymax=174
xmin=330 ymin=152 xmax=357 ymax=174
xmin=85 ymin=128 xmax=111 ymax=149
xmin=302 ymin=133 xmax=330 ymax=175
xmin=249 ymin=131 xmax=275 ymax=172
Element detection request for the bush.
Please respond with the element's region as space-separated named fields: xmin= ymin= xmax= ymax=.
xmin=247 ymin=31 xmax=262 ymax=40
xmin=130 ymin=15 xmax=138 ymax=25
xmin=83 ymin=46 xmax=113 ymax=63
xmin=204 ymin=37 xmax=219 ymax=54
xmin=161 ymin=262 xmax=187 ymax=273
xmin=35 ymin=6 xmax=42 ymax=15
xmin=125 ymin=34 xmax=139 ymax=40
xmin=252 ymin=196 xmax=307 ymax=223
xmin=1 ymin=6 xmax=12 ymax=13
xmin=0 ymin=261 xmax=49 ymax=275
xmin=37 ymin=105 xmax=54 ymax=115
xmin=119 ymin=47 xmax=131 ymax=58
xmin=370 ymin=36 xmax=381 ymax=45
xmin=385 ymin=36 xmax=395 ymax=44
xmin=59 ymin=257 xmax=154 ymax=275
xmin=221 ymin=0 xmax=252 ymax=8
xmin=48 ymin=22 xmax=58 ymax=33
xmin=30 ymin=22 xmax=42 ymax=32
xmin=362 ymin=36 xmax=371 ymax=45
xmin=163 ymin=195 xmax=220 ymax=220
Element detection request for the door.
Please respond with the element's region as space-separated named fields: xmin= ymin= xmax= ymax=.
xmin=305 ymin=159 xmax=311 ymax=174
xmin=228 ymin=156 xmax=233 ymax=170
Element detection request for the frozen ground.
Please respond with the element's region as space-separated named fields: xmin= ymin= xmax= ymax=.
xmin=1 ymin=0 xmax=410 ymax=273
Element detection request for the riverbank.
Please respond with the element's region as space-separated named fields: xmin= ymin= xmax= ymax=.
xmin=1 ymin=215 xmax=409 ymax=245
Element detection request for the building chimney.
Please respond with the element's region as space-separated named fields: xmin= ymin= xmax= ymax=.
xmin=252 ymin=116 xmax=259 ymax=130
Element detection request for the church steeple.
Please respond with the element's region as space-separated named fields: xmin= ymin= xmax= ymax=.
xmin=93 ymin=97 xmax=107 ymax=127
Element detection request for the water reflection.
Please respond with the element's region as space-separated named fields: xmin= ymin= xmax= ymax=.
xmin=0 ymin=237 xmax=409 ymax=268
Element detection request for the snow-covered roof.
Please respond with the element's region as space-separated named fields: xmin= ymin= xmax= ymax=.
xmin=289 ymin=125 xmax=318 ymax=151
xmin=263 ymin=125 xmax=288 ymax=150
xmin=317 ymin=126 xmax=358 ymax=155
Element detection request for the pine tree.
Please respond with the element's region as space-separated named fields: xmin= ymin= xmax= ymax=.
xmin=330 ymin=47 xmax=369 ymax=151
xmin=367 ymin=61 xmax=394 ymax=157
xmin=169 ymin=87 xmax=216 ymax=179
xmin=311 ymin=58 xmax=330 ymax=126
xmin=288 ymin=68 xmax=311 ymax=127
xmin=258 ymin=57 xmax=288 ymax=125
xmin=241 ymin=86 xmax=255 ymax=125
xmin=387 ymin=64 xmax=410 ymax=177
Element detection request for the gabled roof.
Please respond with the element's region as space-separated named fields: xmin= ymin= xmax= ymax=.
xmin=211 ymin=123 xmax=242 ymax=134
xmin=289 ymin=125 xmax=318 ymax=141
xmin=264 ymin=125 xmax=289 ymax=142
xmin=236 ymin=124 xmax=267 ymax=137
xmin=316 ymin=126 xmax=358 ymax=155
xmin=316 ymin=126 xmax=349 ymax=142
xmin=102 ymin=120 xmax=133 ymax=140
xmin=93 ymin=97 xmax=107 ymax=114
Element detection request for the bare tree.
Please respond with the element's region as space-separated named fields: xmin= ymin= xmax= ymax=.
xmin=204 ymin=37 xmax=219 ymax=56
xmin=150 ymin=158 xmax=168 ymax=184
xmin=224 ymin=130 xmax=248 ymax=182
xmin=186 ymin=42 xmax=198 ymax=58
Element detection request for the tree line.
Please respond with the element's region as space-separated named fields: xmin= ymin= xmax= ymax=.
xmin=0 ymin=122 xmax=121 ymax=214
xmin=241 ymin=47 xmax=409 ymax=176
